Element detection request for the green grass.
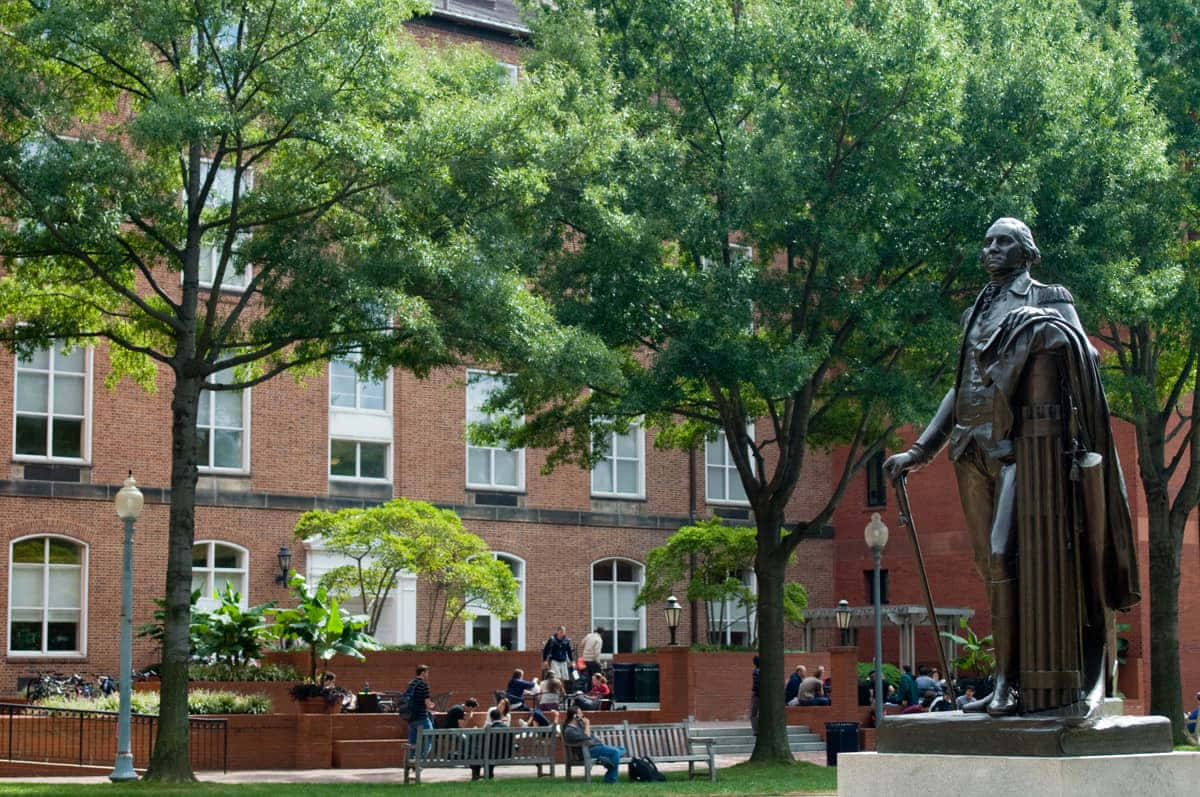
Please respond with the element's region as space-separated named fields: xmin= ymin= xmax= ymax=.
xmin=0 ymin=761 xmax=836 ymax=795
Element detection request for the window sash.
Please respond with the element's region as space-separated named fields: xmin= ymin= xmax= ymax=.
xmin=465 ymin=370 xmax=523 ymax=490
xmin=9 ymin=537 xmax=84 ymax=655
xmin=705 ymin=424 xmax=753 ymax=505
xmin=591 ymin=559 xmax=644 ymax=653
xmin=197 ymin=371 xmax=247 ymax=472
xmin=13 ymin=346 xmax=88 ymax=461
xmin=329 ymin=439 xmax=390 ymax=481
xmin=591 ymin=423 xmax=644 ymax=498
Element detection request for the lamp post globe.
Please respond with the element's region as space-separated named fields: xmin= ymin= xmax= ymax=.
xmin=664 ymin=595 xmax=682 ymax=646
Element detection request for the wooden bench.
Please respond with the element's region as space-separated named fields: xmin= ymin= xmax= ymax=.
xmin=403 ymin=725 xmax=558 ymax=784
xmin=562 ymin=720 xmax=717 ymax=783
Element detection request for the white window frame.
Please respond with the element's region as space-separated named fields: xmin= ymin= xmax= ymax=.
xmin=12 ymin=344 xmax=93 ymax=464
xmin=590 ymin=419 xmax=645 ymax=499
xmin=7 ymin=534 xmax=88 ymax=658
xmin=328 ymin=356 xmax=393 ymax=483
xmin=590 ymin=557 xmax=646 ymax=654
xmin=191 ymin=160 xmax=253 ymax=291
xmin=706 ymin=569 xmax=757 ymax=646
xmin=705 ymin=421 xmax=755 ymax=506
xmin=499 ymin=62 xmax=519 ymax=84
xmin=191 ymin=540 xmax=249 ymax=611
xmin=197 ymin=368 xmax=250 ymax=474
xmin=464 ymin=552 xmax=526 ymax=651
xmin=465 ymin=369 xmax=525 ymax=492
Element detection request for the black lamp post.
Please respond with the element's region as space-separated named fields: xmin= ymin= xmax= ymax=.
xmin=275 ymin=545 xmax=292 ymax=585
xmin=664 ymin=595 xmax=682 ymax=646
xmin=836 ymin=598 xmax=852 ymax=646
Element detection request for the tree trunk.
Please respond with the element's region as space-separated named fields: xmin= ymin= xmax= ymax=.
xmin=750 ymin=511 xmax=793 ymax=762
xmin=1146 ymin=492 xmax=1186 ymax=743
xmin=144 ymin=375 xmax=203 ymax=782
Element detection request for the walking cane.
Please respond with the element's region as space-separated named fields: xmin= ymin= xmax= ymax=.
xmin=894 ymin=473 xmax=956 ymax=700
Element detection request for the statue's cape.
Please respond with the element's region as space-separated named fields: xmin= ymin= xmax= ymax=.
xmin=979 ymin=307 xmax=1140 ymax=612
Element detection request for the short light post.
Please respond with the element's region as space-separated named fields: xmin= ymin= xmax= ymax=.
xmin=664 ymin=595 xmax=682 ymax=646
xmin=836 ymin=599 xmax=852 ymax=646
xmin=110 ymin=472 xmax=143 ymax=782
xmin=864 ymin=512 xmax=889 ymax=727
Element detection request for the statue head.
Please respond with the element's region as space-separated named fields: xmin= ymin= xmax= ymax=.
xmin=981 ymin=217 xmax=1041 ymax=277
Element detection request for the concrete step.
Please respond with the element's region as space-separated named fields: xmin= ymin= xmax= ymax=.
xmin=709 ymin=742 xmax=827 ymax=755
xmin=693 ymin=725 xmax=814 ymax=736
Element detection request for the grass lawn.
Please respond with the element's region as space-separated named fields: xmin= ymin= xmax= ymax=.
xmin=0 ymin=761 xmax=837 ymax=796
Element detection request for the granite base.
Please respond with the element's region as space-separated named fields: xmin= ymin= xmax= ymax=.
xmin=837 ymin=751 xmax=1200 ymax=797
xmin=876 ymin=711 xmax=1170 ymax=756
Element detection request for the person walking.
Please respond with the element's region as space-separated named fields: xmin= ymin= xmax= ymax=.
xmin=405 ymin=664 xmax=435 ymax=756
xmin=580 ymin=626 xmax=605 ymax=680
xmin=543 ymin=625 xmax=575 ymax=682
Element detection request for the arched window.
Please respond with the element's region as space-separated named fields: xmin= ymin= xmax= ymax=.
xmin=465 ymin=553 xmax=525 ymax=650
xmin=192 ymin=541 xmax=248 ymax=610
xmin=591 ymin=558 xmax=645 ymax=653
xmin=9 ymin=535 xmax=87 ymax=655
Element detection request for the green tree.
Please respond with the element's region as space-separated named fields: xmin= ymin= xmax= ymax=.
xmin=268 ymin=573 xmax=381 ymax=683
xmin=1078 ymin=0 xmax=1200 ymax=744
xmin=636 ymin=517 xmax=807 ymax=645
xmin=295 ymin=498 xmax=520 ymax=647
xmin=489 ymin=0 xmax=1171 ymax=760
xmin=0 ymin=1 xmax=557 ymax=780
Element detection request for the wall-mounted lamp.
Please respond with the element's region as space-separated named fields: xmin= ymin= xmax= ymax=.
xmin=275 ymin=545 xmax=292 ymax=585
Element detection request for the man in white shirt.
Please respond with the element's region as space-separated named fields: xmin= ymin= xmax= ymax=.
xmin=580 ymin=627 xmax=605 ymax=681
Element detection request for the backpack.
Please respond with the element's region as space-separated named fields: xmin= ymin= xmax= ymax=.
xmin=628 ymin=755 xmax=666 ymax=782
xmin=392 ymin=683 xmax=415 ymax=715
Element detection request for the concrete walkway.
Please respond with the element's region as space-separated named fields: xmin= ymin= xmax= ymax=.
xmin=0 ymin=722 xmax=832 ymax=786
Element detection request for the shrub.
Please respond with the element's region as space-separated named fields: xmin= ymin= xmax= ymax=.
xmin=35 ymin=690 xmax=272 ymax=715
xmin=188 ymin=662 xmax=301 ymax=682
xmin=856 ymin=661 xmax=902 ymax=689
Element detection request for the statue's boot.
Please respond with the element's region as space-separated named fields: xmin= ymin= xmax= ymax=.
xmin=987 ymin=577 xmax=1019 ymax=717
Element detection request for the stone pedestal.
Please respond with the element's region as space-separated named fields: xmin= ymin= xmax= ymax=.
xmin=837 ymin=751 xmax=1200 ymax=797
xmin=876 ymin=712 xmax=1170 ymax=756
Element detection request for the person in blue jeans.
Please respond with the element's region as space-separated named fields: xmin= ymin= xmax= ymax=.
xmin=406 ymin=664 xmax=435 ymax=757
xmin=562 ymin=707 xmax=625 ymax=783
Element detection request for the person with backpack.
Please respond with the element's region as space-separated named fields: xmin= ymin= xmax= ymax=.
xmin=405 ymin=664 xmax=435 ymax=756
xmin=562 ymin=706 xmax=625 ymax=783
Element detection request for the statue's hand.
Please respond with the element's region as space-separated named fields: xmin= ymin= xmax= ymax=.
xmin=882 ymin=449 xmax=922 ymax=482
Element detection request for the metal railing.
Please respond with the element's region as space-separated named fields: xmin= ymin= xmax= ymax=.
xmin=0 ymin=703 xmax=226 ymax=773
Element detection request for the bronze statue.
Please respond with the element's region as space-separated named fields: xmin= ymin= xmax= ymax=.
xmin=884 ymin=218 xmax=1139 ymax=718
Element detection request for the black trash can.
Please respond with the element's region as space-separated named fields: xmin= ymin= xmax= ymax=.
xmin=611 ymin=662 xmax=635 ymax=703
xmin=824 ymin=721 xmax=860 ymax=767
xmin=633 ymin=663 xmax=659 ymax=703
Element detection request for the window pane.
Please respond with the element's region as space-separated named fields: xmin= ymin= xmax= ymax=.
xmin=10 ymin=622 xmax=42 ymax=651
xmin=616 ymin=460 xmax=638 ymax=494
xmin=47 ymin=568 xmax=80 ymax=608
xmin=591 ymin=462 xmax=613 ymax=494
xmin=705 ymin=438 xmax=724 ymax=466
xmin=615 ymin=560 xmax=636 ymax=582
xmin=616 ymin=629 xmax=635 ymax=653
xmin=616 ymin=583 xmax=638 ymax=616
xmin=212 ymin=430 xmax=242 ymax=468
xmin=615 ymin=430 xmax=637 ymax=458
xmin=46 ymin=621 xmax=77 ymax=651
xmin=593 ymin=561 xmax=612 ymax=581
xmin=706 ymin=467 xmax=725 ymax=501
xmin=467 ymin=447 xmax=491 ymax=485
xmin=196 ymin=428 xmax=212 ymax=467
xmin=215 ymin=574 xmax=244 ymax=596
xmin=212 ymin=544 xmax=240 ymax=569
xmin=197 ymin=393 xmax=211 ymax=426
xmin=360 ymin=443 xmax=387 ymax=479
xmin=20 ymin=349 xmax=50 ymax=369
xmin=15 ymin=416 xmax=47 ymax=456
xmin=55 ymin=347 xmax=85 ymax=373
xmin=11 ymin=566 xmax=44 ymax=604
xmin=53 ymin=374 xmax=84 ymax=415
xmin=493 ymin=449 xmax=518 ymax=486
xmin=192 ymin=545 xmax=209 ymax=567
xmin=12 ymin=538 xmax=44 ymax=564
xmin=729 ymin=473 xmax=748 ymax=503
xmin=51 ymin=418 xmax=83 ymax=458
xmin=330 ymin=439 xmax=356 ymax=476
xmin=472 ymin=615 xmax=491 ymax=647
xmin=213 ymin=391 xmax=242 ymax=427
xmin=359 ymin=378 xmax=385 ymax=411
xmin=499 ymin=619 xmax=516 ymax=651
xmin=16 ymin=373 xmax=48 ymax=412
xmin=330 ymin=363 xmax=356 ymax=407
xmin=593 ymin=584 xmax=613 ymax=617
xmin=47 ymin=539 xmax=80 ymax=564
xmin=191 ymin=573 xmax=209 ymax=595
